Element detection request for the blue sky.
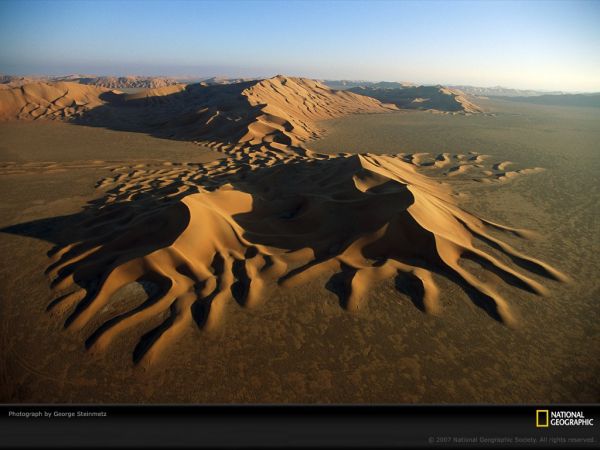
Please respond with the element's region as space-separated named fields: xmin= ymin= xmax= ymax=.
xmin=1 ymin=0 xmax=599 ymax=91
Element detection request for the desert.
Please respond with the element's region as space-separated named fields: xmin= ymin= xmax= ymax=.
xmin=0 ymin=73 xmax=597 ymax=403
xmin=0 ymin=0 xmax=598 ymax=405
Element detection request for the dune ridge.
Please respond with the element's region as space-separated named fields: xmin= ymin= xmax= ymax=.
xmin=71 ymin=75 xmax=180 ymax=89
xmin=0 ymin=82 xmax=111 ymax=121
xmin=1 ymin=76 xmax=566 ymax=365
xmin=347 ymin=85 xmax=483 ymax=113
xmin=0 ymin=76 xmax=395 ymax=153
xmin=45 ymin=153 xmax=566 ymax=366
xmin=0 ymin=74 xmax=181 ymax=89
xmin=153 ymin=76 xmax=397 ymax=152
xmin=240 ymin=76 xmax=396 ymax=145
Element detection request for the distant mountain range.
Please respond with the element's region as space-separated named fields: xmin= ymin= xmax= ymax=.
xmin=449 ymin=84 xmax=599 ymax=107
xmin=323 ymin=80 xmax=568 ymax=97
xmin=495 ymin=93 xmax=600 ymax=108
xmin=67 ymin=76 xmax=180 ymax=89
xmin=324 ymin=80 xmax=600 ymax=109
xmin=0 ymin=74 xmax=260 ymax=90
xmin=2 ymin=75 xmax=597 ymax=109
xmin=0 ymin=76 xmax=395 ymax=147
xmin=0 ymin=75 xmax=482 ymax=113
xmin=447 ymin=85 xmax=567 ymax=97
xmin=323 ymin=81 xmax=482 ymax=113
xmin=0 ymin=74 xmax=181 ymax=89
xmin=323 ymin=80 xmax=416 ymax=90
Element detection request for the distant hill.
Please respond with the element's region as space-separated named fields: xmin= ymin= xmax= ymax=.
xmin=323 ymin=80 xmax=415 ymax=90
xmin=0 ymin=76 xmax=396 ymax=146
xmin=0 ymin=74 xmax=45 ymax=89
xmin=199 ymin=76 xmax=259 ymax=85
xmin=347 ymin=85 xmax=482 ymax=113
xmin=0 ymin=81 xmax=109 ymax=120
xmin=495 ymin=93 xmax=600 ymax=108
xmin=449 ymin=85 xmax=565 ymax=98
xmin=0 ymin=74 xmax=32 ymax=84
xmin=0 ymin=74 xmax=181 ymax=89
xmin=61 ymin=76 xmax=181 ymax=89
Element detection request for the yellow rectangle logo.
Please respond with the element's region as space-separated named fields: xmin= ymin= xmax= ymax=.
xmin=536 ymin=409 xmax=549 ymax=428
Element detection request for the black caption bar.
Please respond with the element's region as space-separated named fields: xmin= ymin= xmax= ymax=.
xmin=0 ymin=405 xmax=598 ymax=448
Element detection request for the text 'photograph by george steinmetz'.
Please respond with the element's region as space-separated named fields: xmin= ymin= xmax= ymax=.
xmin=0 ymin=0 xmax=598 ymax=448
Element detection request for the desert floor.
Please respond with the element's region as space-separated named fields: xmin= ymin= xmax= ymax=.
xmin=1 ymin=99 xmax=598 ymax=403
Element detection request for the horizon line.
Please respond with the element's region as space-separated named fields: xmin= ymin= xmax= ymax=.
xmin=1 ymin=71 xmax=598 ymax=95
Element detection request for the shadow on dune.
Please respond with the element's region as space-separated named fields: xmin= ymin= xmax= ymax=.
xmin=0 ymin=76 xmax=396 ymax=153
xmin=0 ymin=78 xmax=568 ymax=365
xmin=72 ymin=81 xmax=263 ymax=145
xmin=347 ymin=85 xmax=482 ymax=113
xmin=1 ymin=177 xmax=196 ymax=365
xmin=0 ymin=153 xmax=567 ymax=365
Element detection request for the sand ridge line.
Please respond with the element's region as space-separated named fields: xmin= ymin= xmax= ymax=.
xmin=0 ymin=76 xmax=395 ymax=149
xmin=4 ymin=76 xmax=565 ymax=366
xmin=45 ymin=149 xmax=566 ymax=366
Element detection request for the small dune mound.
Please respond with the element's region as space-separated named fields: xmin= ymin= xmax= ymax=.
xmin=46 ymin=152 xmax=566 ymax=366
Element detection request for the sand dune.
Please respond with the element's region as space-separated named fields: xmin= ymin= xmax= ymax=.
xmin=0 ymin=82 xmax=110 ymax=120
xmin=0 ymin=76 xmax=395 ymax=148
xmin=70 ymin=75 xmax=180 ymax=89
xmin=0 ymin=74 xmax=181 ymax=89
xmin=45 ymin=151 xmax=567 ymax=365
xmin=347 ymin=85 xmax=483 ymax=113
xmin=201 ymin=76 xmax=260 ymax=85
xmin=0 ymin=74 xmax=47 ymax=89
xmin=0 ymin=75 xmax=567 ymax=365
xmin=438 ymin=87 xmax=483 ymax=113
xmin=240 ymin=76 xmax=397 ymax=146
xmin=136 ymin=76 xmax=395 ymax=148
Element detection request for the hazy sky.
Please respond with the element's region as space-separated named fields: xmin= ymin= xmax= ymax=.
xmin=1 ymin=0 xmax=599 ymax=91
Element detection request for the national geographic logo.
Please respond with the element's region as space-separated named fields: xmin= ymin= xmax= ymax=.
xmin=536 ymin=409 xmax=594 ymax=428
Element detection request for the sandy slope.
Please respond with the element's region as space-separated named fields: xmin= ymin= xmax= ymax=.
xmin=0 ymin=74 xmax=181 ymax=89
xmin=438 ymin=87 xmax=483 ymax=113
xmin=0 ymin=82 xmax=110 ymax=120
xmin=240 ymin=76 xmax=396 ymax=146
xmin=0 ymin=76 xmax=395 ymax=147
xmin=348 ymin=85 xmax=483 ymax=113
xmin=71 ymin=76 xmax=180 ymax=89
xmin=0 ymin=76 xmax=568 ymax=367
xmin=43 ymin=150 xmax=566 ymax=366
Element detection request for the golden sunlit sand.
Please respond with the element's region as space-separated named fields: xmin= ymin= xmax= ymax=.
xmin=1 ymin=76 xmax=567 ymax=367
xmin=1 ymin=75 xmax=596 ymax=404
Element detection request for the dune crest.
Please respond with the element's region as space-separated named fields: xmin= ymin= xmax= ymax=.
xmin=46 ymin=152 xmax=566 ymax=366
xmin=71 ymin=75 xmax=180 ymax=89
xmin=239 ymin=76 xmax=396 ymax=146
xmin=0 ymin=82 xmax=110 ymax=120
xmin=0 ymin=76 xmax=396 ymax=162
xmin=3 ymin=75 xmax=565 ymax=365
xmin=347 ymin=84 xmax=483 ymax=113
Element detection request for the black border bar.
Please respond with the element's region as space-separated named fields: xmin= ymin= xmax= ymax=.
xmin=1 ymin=405 xmax=598 ymax=448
